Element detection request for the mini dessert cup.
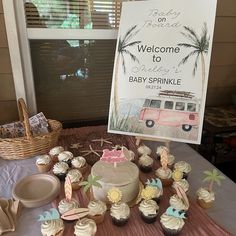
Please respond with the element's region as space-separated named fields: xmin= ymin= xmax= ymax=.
xmin=49 ymin=146 xmax=64 ymax=163
xmin=71 ymin=156 xmax=89 ymax=175
xmin=138 ymin=154 xmax=153 ymax=173
xmin=36 ymin=155 xmax=52 ymax=173
xmin=66 ymin=169 xmax=83 ymax=191
xmin=110 ymin=202 xmax=130 ymax=227
xmin=174 ymin=161 xmax=191 ymax=180
xmin=139 ymin=200 xmax=159 ymax=224
xmin=58 ymin=151 xmax=74 ymax=167
xmin=87 ymin=200 xmax=107 ymax=224
xmin=196 ymin=187 xmax=215 ymax=209
xmin=53 ymin=162 xmax=69 ymax=181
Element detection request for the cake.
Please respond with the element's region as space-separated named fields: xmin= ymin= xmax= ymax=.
xmin=110 ymin=202 xmax=130 ymax=226
xmin=174 ymin=161 xmax=191 ymax=179
xmin=66 ymin=169 xmax=83 ymax=191
xmin=49 ymin=146 xmax=64 ymax=163
xmin=36 ymin=155 xmax=52 ymax=173
xmin=138 ymin=154 xmax=153 ymax=173
xmin=53 ymin=162 xmax=69 ymax=181
xmin=87 ymin=200 xmax=107 ymax=224
xmin=139 ymin=199 xmax=159 ymax=224
xmin=91 ymin=160 xmax=139 ymax=203
xmin=196 ymin=187 xmax=215 ymax=209
xmin=74 ymin=218 xmax=97 ymax=236
xmin=71 ymin=156 xmax=88 ymax=174
xmin=58 ymin=198 xmax=79 ymax=215
xmin=41 ymin=219 xmax=64 ymax=236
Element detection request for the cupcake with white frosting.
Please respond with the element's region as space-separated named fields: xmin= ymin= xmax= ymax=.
xmin=169 ymin=194 xmax=189 ymax=211
xmin=58 ymin=198 xmax=79 ymax=215
xmin=160 ymin=212 xmax=185 ymax=235
xmin=58 ymin=151 xmax=74 ymax=167
xmin=53 ymin=162 xmax=69 ymax=181
xmin=88 ymin=200 xmax=107 ymax=224
xmin=156 ymin=146 xmax=168 ymax=159
xmin=66 ymin=169 xmax=83 ymax=191
xmin=172 ymin=179 xmax=189 ymax=194
xmin=110 ymin=202 xmax=130 ymax=226
xmin=138 ymin=154 xmax=154 ymax=173
xmin=137 ymin=144 xmax=152 ymax=156
xmin=155 ymin=167 xmax=173 ymax=187
xmin=174 ymin=161 xmax=191 ymax=179
xmin=71 ymin=156 xmax=88 ymax=174
xmin=49 ymin=146 xmax=64 ymax=163
xmin=167 ymin=154 xmax=175 ymax=169
xmin=36 ymin=155 xmax=52 ymax=173
xmin=196 ymin=187 xmax=215 ymax=209
xmin=139 ymin=200 xmax=159 ymax=224
xmin=41 ymin=219 xmax=64 ymax=236
xmin=74 ymin=218 xmax=97 ymax=236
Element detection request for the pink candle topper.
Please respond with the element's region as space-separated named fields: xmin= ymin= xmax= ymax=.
xmin=100 ymin=149 xmax=126 ymax=167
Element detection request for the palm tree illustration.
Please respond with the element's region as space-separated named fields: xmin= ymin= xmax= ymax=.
xmin=178 ymin=23 xmax=210 ymax=94
xmin=79 ymin=174 xmax=102 ymax=199
xmin=203 ymin=169 xmax=225 ymax=192
xmin=113 ymin=25 xmax=141 ymax=120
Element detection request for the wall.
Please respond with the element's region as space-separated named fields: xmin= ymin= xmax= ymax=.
xmin=0 ymin=0 xmax=18 ymax=124
xmin=0 ymin=0 xmax=235 ymax=124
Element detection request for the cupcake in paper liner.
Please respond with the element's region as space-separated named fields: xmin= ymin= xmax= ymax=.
xmin=74 ymin=218 xmax=97 ymax=236
xmin=58 ymin=151 xmax=74 ymax=167
xmin=66 ymin=169 xmax=83 ymax=191
xmin=174 ymin=161 xmax=191 ymax=179
xmin=53 ymin=162 xmax=69 ymax=181
xmin=87 ymin=200 xmax=107 ymax=224
xmin=139 ymin=199 xmax=159 ymax=224
xmin=137 ymin=144 xmax=152 ymax=156
xmin=138 ymin=154 xmax=153 ymax=173
xmin=49 ymin=146 xmax=64 ymax=163
xmin=71 ymin=156 xmax=88 ymax=174
xmin=36 ymin=155 xmax=52 ymax=173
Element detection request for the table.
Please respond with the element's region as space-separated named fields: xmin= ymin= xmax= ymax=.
xmin=0 ymin=132 xmax=236 ymax=235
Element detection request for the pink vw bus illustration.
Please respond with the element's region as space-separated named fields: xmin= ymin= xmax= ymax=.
xmin=139 ymin=93 xmax=199 ymax=132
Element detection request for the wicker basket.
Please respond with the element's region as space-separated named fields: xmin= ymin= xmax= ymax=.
xmin=0 ymin=98 xmax=62 ymax=160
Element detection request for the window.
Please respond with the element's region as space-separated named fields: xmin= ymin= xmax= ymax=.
xmin=187 ymin=103 xmax=196 ymax=112
xmin=143 ymin=99 xmax=150 ymax=107
xmin=3 ymin=0 xmax=122 ymax=122
xmin=150 ymin=100 xmax=161 ymax=108
xmin=164 ymin=101 xmax=173 ymax=109
xmin=175 ymin=102 xmax=185 ymax=111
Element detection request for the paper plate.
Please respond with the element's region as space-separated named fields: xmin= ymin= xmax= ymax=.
xmin=12 ymin=174 xmax=60 ymax=208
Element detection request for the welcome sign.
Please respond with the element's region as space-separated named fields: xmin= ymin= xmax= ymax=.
xmin=108 ymin=0 xmax=217 ymax=144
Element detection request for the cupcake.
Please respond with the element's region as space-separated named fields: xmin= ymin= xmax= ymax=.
xmin=121 ymin=146 xmax=135 ymax=162
xmin=174 ymin=161 xmax=191 ymax=179
xmin=156 ymin=146 xmax=168 ymax=160
xmin=155 ymin=167 xmax=173 ymax=187
xmin=110 ymin=202 xmax=130 ymax=226
xmin=53 ymin=162 xmax=69 ymax=181
xmin=58 ymin=198 xmax=79 ymax=215
xmin=36 ymin=155 xmax=52 ymax=173
xmin=167 ymin=154 xmax=175 ymax=169
xmin=58 ymin=151 xmax=74 ymax=167
xmin=71 ymin=156 xmax=88 ymax=174
xmin=196 ymin=187 xmax=215 ymax=209
xmin=145 ymin=178 xmax=163 ymax=203
xmin=138 ymin=154 xmax=153 ymax=173
xmin=41 ymin=219 xmax=64 ymax=236
xmin=139 ymin=199 xmax=159 ymax=224
xmin=169 ymin=194 xmax=189 ymax=211
xmin=87 ymin=200 xmax=107 ymax=224
xmin=137 ymin=145 xmax=152 ymax=156
xmin=67 ymin=169 xmax=83 ymax=191
xmin=172 ymin=179 xmax=189 ymax=194
xmin=49 ymin=146 xmax=64 ymax=163
xmin=74 ymin=218 xmax=97 ymax=236
xmin=160 ymin=212 xmax=185 ymax=235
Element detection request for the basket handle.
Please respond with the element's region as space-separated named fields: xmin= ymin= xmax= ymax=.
xmin=18 ymin=98 xmax=33 ymax=140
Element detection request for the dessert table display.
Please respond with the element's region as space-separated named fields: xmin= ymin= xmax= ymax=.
xmin=0 ymin=126 xmax=235 ymax=235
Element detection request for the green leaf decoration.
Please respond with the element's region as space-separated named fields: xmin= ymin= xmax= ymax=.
xmin=79 ymin=181 xmax=88 ymax=186
xmin=92 ymin=182 xmax=102 ymax=188
xmin=203 ymin=168 xmax=225 ymax=190
xmin=83 ymin=185 xmax=90 ymax=193
xmin=88 ymin=174 xmax=93 ymax=182
xmin=93 ymin=176 xmax=102 ymax=181
xmin=203 ymin=170 xmax=212 ymax=176
xmin=203 ymin=176 xmax=212 ymax=182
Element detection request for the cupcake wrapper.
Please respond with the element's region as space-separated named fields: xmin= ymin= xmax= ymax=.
xmin=161 ymin=224 xmax=182 ymax=235
xmin=140 ymin=212 xmax=157 ymax=224
xmin=54 ymin=173 xmax=67 ymax=181
xmin=197 ymin=198 xmax=214 ymax=209
xmin=71 ymin=182 xmax=82 ymax=191
xmin=182 ymin=172 xmax=188 ymax=179
xmin=88 ymin=213 xmax=105 ymax=224
xmin=37 ymin=163 xmax=52 ymax=173
xmin=160 ymin=178 xmax=173 ymax=187
xmin=111 ymin=217 xmax=129 ymax=227
xmin=139 ymin=165 xmax=152 ymax=173
xmin=55 ymin=229 xmax=64 ymax=236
